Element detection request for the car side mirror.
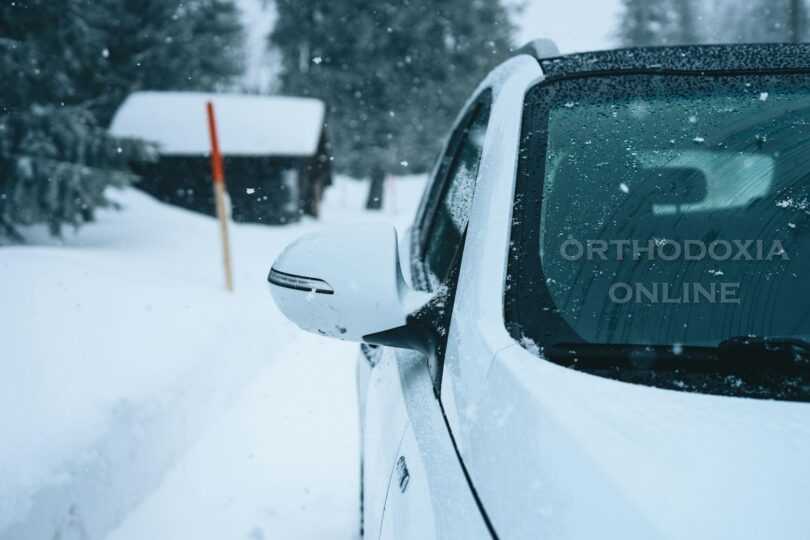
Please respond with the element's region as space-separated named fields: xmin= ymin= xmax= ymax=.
xmin=268 ymin=224 xmax=430 ymax=344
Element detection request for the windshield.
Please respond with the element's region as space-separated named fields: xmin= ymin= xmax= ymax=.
xmin=508 ymin=71 xmax=810 ymax=396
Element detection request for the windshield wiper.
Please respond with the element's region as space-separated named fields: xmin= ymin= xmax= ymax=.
xmin=545 ymin=336 xmax=810 ymax=375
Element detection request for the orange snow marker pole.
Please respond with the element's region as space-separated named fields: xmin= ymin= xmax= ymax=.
xmin=206 ymin=101 xmax=234 ymax=292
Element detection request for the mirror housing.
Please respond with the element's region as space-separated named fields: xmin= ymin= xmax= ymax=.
xmin=268 ymin=224 xmax=429 ymax=343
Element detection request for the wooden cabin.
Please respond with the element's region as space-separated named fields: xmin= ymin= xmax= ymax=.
xmin=110 ymin=92 xmax=331 ymax=224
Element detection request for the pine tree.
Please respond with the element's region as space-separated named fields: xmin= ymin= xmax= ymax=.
xmin=87 ymin=0 xmax=246 ymax=125
xmin=671 ymin=0 xmax=700 ymax=44
xmin=728 ymin=0 xmax=791 ymax=42
xmin=703 ymin=0 xmax=806 ymax=43
xmin=0 ymin=0 xmax=245 ymax=240
xmin=0 ymin=0 xmax=147 ymax=239
xmin=789 ymin=0 xmax=805 ymax=42
xmin=270 ymin=0 xmax=514 ymax=209
xmin=618 ymin=0 xmax=810 ymax=47
xmin=618 ymin=0 xmax=674 ymax=46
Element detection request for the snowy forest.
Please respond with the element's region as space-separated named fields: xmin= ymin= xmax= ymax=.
xmin=618 ymin=0 xmax=808 ymax=46
xmin=1 ymin=0 xmax=808 ymax=239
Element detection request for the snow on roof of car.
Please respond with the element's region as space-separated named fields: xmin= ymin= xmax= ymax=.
xmin=110 ymin=91 xmax=326 ymax=157
xmin=537 ymin=43 xmax=810 ymax=80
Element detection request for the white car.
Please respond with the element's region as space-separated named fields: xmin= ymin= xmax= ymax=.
xmin=268 ymin=41 xmax=810 ymax=539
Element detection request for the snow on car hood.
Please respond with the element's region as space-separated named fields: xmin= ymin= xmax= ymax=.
xmin=464 ymin=344 xmax=810 ymax=540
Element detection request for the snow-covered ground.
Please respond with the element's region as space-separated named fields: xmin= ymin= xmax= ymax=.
xmin=0 ymin=176 xmax=425 ymax=540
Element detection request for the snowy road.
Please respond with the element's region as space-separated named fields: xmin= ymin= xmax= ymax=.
xmin=107 ymin=331 xmax=361 ymax=540
xmin=0 ymin=177 xmax=424 ymax=539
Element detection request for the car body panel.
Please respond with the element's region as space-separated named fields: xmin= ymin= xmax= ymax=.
xmin=381 ymin=350 xmax=490 ymax=540
xmin=465 ymin=344 xmax=810 ymax=539
xmin=358 ymin=224 xmax=417 ymax=538
xmin=361 ymin=346 xmax=409 ymax=539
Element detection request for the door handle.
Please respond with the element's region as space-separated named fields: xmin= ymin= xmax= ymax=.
xmin=396 ymin=456 xmax=410 ymax=493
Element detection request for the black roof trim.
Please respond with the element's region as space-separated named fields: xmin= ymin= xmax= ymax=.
xmin=534 ymin=44 xmax=810 ymax=79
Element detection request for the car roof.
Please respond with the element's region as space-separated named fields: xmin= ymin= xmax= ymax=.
xmin=524 ymin=43 xmax=810 ymax=81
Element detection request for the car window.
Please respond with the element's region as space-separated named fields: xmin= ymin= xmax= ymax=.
xmin=422 ymin=97 xmax=491 ymax=289
xmin=507 ymin=71 xmax=810 ymax=402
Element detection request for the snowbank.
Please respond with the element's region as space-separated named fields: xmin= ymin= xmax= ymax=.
xmin=0 ymin=175 xmax=425 ymax=539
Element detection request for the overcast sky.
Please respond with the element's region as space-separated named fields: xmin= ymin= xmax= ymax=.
xmin=514 ymin=0 xmax=623 ymax=53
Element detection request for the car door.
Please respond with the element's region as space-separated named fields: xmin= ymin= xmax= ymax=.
xmin=362 ymin=97 xmax=491 ymax=538
xmin=362 ymin=98 xmax=490 ymax=537
xmin=360 ymin=99 xmax=493 ymax=540
xmin=376 ymin=92 xmax=495 ymax=540
xmin=361 ymin=344 xmax=411 ymax=540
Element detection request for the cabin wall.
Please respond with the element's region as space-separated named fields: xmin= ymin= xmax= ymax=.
xmin=130 ymin=156 xmax=314 ymax=225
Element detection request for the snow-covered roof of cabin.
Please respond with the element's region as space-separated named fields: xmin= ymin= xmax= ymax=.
xmin=109 ymin=92 xmax=326 ymax=157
